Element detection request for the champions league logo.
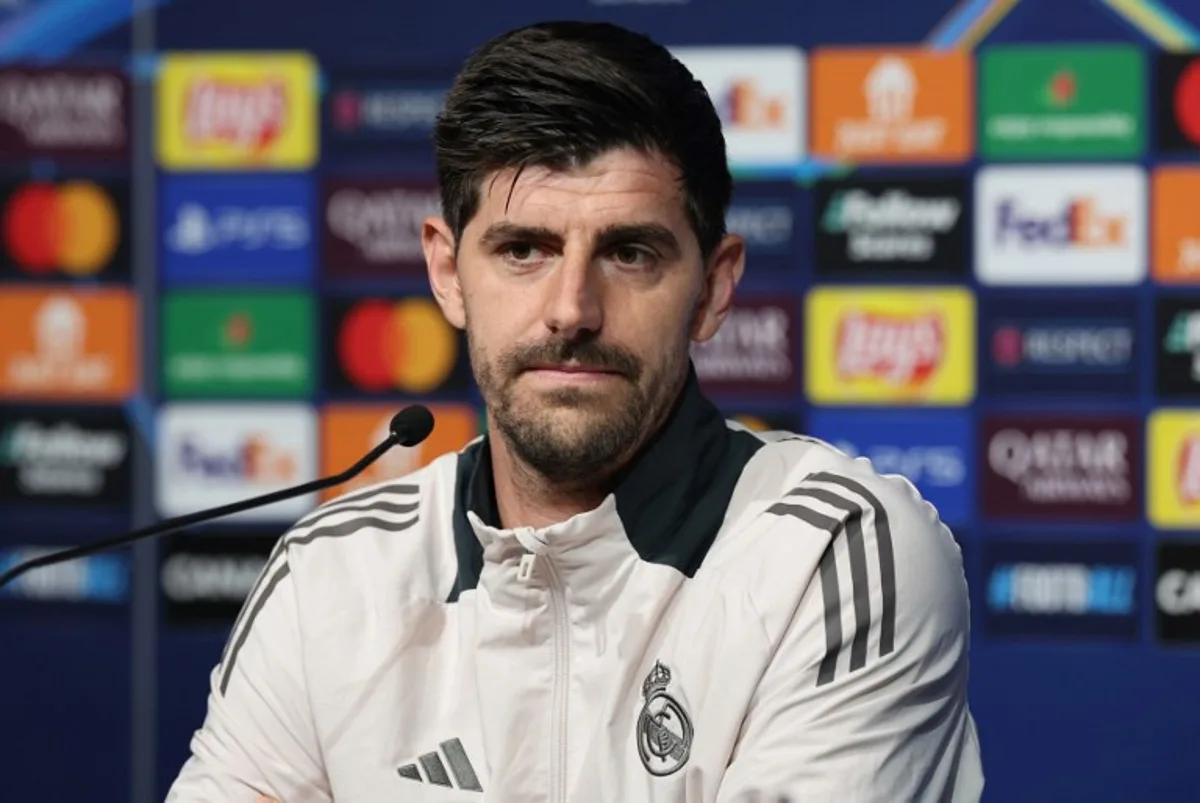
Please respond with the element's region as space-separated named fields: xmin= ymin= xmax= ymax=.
xmin=636 ymin=661 xmax=693 ymax=777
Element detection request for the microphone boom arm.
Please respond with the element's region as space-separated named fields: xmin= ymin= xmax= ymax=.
xmin=0 ymin=428 xmax=407 ymax=591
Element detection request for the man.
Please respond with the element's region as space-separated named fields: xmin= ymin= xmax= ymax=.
xmin=168 ymin=20 xmax=983 ymax=802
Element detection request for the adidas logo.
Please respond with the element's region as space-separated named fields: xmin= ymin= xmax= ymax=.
xmin=397 ymin=738 xmax=483 ymax=792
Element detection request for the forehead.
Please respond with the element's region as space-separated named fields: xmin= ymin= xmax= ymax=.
xmin=469 ymin=148 xmax=690 ymax=234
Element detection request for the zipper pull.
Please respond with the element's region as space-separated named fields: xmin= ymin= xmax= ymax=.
xmin=517 ymin=552 xmax=537 ymax=582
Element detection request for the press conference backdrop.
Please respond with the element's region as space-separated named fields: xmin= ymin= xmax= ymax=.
xmin=1 ymin=0 xmax=1199 ymax=800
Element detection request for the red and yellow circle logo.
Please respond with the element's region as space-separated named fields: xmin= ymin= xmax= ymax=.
xmin=337 ymin=296 xmax=458 ymax=393
xmin=3 ymin=181 xmax=120 ymax=277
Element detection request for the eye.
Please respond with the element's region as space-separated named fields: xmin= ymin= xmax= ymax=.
xmin=499 ymin=241 xmax=545 ymax=265
xmin=610 ymin=244 xmax=655 ymax=269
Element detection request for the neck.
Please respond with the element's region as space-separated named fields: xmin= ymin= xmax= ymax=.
xmin=488 ymin=432 xmax=611 ymax=530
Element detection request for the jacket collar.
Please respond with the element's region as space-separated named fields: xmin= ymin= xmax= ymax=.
xmin=447 ymin=363 xmax=763 ymax=600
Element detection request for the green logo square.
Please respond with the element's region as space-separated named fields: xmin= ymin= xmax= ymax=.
xmin=162 ymin=291 xmax=315 ymax=398
xmin=980 ymin=45 xmax=1146 ymax=159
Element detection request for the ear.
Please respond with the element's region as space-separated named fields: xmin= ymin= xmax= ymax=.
xmin=690 ymin=233 xmax=745 ymax=343
xmin=422 ymin=215 xmax=466 ymax=330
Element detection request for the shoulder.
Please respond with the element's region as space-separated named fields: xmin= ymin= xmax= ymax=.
xmin=718 ymin=422 xmax=967 ymax=633
xmin=278 ymin=446 xmax=469 ymax=599
xmin=730 ymin=422 xmax=951 ymax=551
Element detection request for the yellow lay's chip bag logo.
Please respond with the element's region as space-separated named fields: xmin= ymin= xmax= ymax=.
xmin=1148 ymin=410 xmax=1200 ymax=528
xmin=182 ymin=76 xmax=288 ymax=151
xmin=836 ymin=310 xmax=945 ymax=386
xmin=1176 ymin=434 xmax=1200 ymax=505
xmin=157 ymin=52 xmax=317 ymax=169
xmin=806 ymin=286 xmax=974 ymax=405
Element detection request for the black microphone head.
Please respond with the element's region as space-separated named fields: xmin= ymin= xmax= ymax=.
xmin=390 ymin=405 xmax=435 ymax=447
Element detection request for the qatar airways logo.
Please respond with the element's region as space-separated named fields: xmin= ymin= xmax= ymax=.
xmin=982 ymin=416 xmax=1141 ymax=519
xmin=692 ymin=297 xmax=798 ymax=397
xmin=322 ymin=179 xmax=440 ymax=275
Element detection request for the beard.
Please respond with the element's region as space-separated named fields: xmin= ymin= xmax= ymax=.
xmin=468 ymin=327 xmax=680 ymax=485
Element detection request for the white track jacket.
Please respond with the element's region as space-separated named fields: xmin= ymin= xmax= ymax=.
xmin=167 ymin=370 xmax=984 ymax=802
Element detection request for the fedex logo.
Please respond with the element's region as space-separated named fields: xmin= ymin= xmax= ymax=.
xmin=719 ymin=81 xmax=786 ymax=130
xmin=156 ymin=404 xmax=316 ymax=522
xmin=177 ymin=435 xmax=297 ymax=484
xmin=994 ymin=197 xmax=1127 ymax=248
xmin=668 ymin=47 xmax=805 ymax=169
xmin=975 ymin=166 xmax=1146 ymax=286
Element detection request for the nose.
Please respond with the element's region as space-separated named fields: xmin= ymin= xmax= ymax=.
xmin=542 ymin=246 xmax=603 ymax=339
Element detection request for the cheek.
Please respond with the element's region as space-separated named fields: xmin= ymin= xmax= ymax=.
xmin=623 ymin=298 xmax=697 ymax=359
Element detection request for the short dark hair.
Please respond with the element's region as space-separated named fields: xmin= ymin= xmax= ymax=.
xmin=434 ymin=20 xmax=731 ymax=257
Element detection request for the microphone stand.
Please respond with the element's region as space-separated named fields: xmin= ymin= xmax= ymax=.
xmin=0 ymin=404 xmax=434 ymax=591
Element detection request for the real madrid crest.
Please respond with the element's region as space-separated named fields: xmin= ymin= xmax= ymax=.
xmin=636 ymin=660 xmax=693 ymax=777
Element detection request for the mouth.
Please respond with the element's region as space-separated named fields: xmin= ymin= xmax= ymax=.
xmin=523 ymin=363 xmax=624 ymax=381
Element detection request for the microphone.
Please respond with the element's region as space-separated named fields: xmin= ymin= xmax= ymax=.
xmin=0 ymin=404 xmax=436 ymax=592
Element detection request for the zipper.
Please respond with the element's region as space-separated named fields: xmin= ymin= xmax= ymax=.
xmin=514 ymin=527 xmax=570 ymax=802
xmin=543 ymin=555 xmax=570 ymax=803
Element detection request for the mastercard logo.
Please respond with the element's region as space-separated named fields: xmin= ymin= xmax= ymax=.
xmin=3 ymin=182 xmax=120 ymax=277
xmin=337 ymin=297 xmax=458 ymax=393
xmin=1174 ymin=60 xmax=1200 ymax=145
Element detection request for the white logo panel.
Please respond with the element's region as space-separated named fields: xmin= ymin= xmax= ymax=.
xmin=155 ymin=403 xmax=318 ymax=522
xmin=975 ymin=165 xmax=1147 ymax=286
xmin=669 ymin=46 xmax=806 ymax=169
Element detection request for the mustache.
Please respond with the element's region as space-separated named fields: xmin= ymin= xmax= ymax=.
xmin=501 ymin=338 xmax=643 ymax=379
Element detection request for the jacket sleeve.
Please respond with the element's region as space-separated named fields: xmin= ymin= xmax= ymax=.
xmin=715 ymin=473 xmax=984 ymax=803
xmin=166 ymin=547 xmax=331 ymax=803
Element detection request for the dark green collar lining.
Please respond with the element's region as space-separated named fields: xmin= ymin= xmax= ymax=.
xmin=446 ymin=363 xmax=763 ymax=601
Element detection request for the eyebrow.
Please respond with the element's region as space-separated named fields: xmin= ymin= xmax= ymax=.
xmin=478 ymin=221 xmax=682 ymax=258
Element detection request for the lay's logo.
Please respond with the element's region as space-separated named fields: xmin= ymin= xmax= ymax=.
xmin=836 ymin=311 xmax=945 ymax=386
xmin=1148 ymin=411 xmax=1200 ymax=529
xmin=807 ymin=286 xmax=974 ymax=405
xmin=1178 ymin=435 xmax=1200 ymax=504
xmin=182 ymin=77 xmax=287 ymax=151
xmin=157 ymin=53 xmax=317 ymax=170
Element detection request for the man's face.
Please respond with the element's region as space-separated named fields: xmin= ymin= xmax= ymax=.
xmin=424 ymin=147 xmax=742 ymax=483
